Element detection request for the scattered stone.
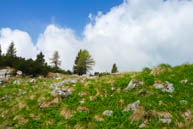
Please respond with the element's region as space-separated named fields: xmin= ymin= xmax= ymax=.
xmin=159 ymin=101 xmax=163 ymax=105
xmin=139 ymin=123 xmax=146 ymax=128
xmin=77 ymin=106 xmax=90 ymax=113
xmin=78 ymin=92 xmax=87 ymax=97
xmin=94 ymin=115 xmax=104 ymax=121
xmin=103 ymin=110 xmax=113 ymax=116
xmin=0 ymin=69 xmax=15 ymax=81
xmin=51 ymin=88 xmax=72 ymax=98
xmin=16 ymin=70 xmax=22 ymax=76
xmin=22 ymin=91 xmax=27 ymax=95
xmin=89 ymin=96 xmax=94 ymax=101
xmin=124 ymin=80 xmax=144 ymax=90
xmin=123 ymin=100 xmax=140 ymax=112
xmin=79 ymin=100 xmax=85 ymax=104
xmin=13 ymin=80 xmax=21 ymax=85
xmin=111 ymin=87 xmax=115 ymax=91
xmin=49 ymin=80 xmax=77 ymax=89
xmin=180 ymin=79 xmax=188 ymax=84
xmin=39 ymin=97 xmax=61 ymax=109
xmin=154 ymin=81 xmax=174 ymax=93
xmin=180 ymin=100 xmax=188 ymax=105
xmin=159 ymin=118 xmax=172 ymax=124
xmin=29 ymin=79 xmax=36 ymax=83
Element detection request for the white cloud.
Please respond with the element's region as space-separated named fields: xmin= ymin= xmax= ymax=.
xmin=36 ymin=25 xmax=80 ymax=70
xmin=1 ymin=0 xmax=193 ymax=72
xmin=0 ymin=28 xmax=37 ymax=59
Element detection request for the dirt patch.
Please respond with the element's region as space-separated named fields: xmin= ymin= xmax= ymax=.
xmin=60 ymin=107 xmax=73 ymax=119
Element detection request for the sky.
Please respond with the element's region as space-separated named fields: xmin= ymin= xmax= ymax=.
xmin=0 ymin=0 xmax=123 ymax=42
xmin=1 ymin=0 xmax=193 ymax=73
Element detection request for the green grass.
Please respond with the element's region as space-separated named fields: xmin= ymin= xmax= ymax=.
xmin=0 ymin=64 xmax=193 ymax=128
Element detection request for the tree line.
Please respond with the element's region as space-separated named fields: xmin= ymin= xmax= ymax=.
xmin=0 ymin=42 xmax=118 ymax=76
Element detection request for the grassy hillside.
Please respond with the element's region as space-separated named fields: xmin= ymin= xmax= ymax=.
xmin=0 ymin=64 xmax=193 ymax=129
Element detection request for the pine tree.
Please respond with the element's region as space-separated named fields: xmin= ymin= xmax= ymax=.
xmin=111 ymin=63 xmax=118 ymax=73
xmin=6 ymin=42 xmax=16 ymax=57
xmin=0 ymin=44 xmax=2 ymax=57
xmin=50 ymin=51 xmax=61 ymax=68
xmin=36 ymin=52 xmax=45 ymax=64
xmin=73 ymin=49 xmax=95 ymax=75
xmin=73 ymin=49 xmax=82 ymax=74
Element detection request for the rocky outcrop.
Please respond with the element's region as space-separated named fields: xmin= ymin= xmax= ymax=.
xmin=0 ymin=69 xmax=15 ymax=82
xmin=124 ymin=80 xmax=144 ymax=90
xmin=154 ymin=81 xmax=174 ymax=93
xmin=51 ymin=88 xmax=72 ymax=98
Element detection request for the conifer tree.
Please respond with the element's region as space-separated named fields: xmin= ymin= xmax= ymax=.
xmin=36 ymin=52 xmax=45 ymax=64
xmin=6 ymin=42 xmax=16 ymax=57
xmin=73 ymin=49 xmax=95 ymax=75
xmin=0 ymin=44 xmax=2 ymax=57
xmin=50 ymin=51 xmax=61 ymax=68
xmin=111 ymin=63 xmax=118 ymax=73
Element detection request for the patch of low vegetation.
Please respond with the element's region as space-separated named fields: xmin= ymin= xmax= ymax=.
xmin=0 ymin=64 xmax=193 ymax=129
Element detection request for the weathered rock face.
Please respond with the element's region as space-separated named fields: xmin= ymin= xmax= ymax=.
xmin=124 ymin=80 xmax=144 ymax=90
xmin=123 ymin=100 xmax=140 ymax=112
xmin=49 ymin=80 xmax=77 ymax=89
xmin=0 ymin=69 xmax=15 ymax=82
xmin=154 ymin=81 xmax=174 ymax=93
xmin=52 ymin=88 xmax=72 ymax=98
xmin=103 ymin=110 xmax=113 ymax=116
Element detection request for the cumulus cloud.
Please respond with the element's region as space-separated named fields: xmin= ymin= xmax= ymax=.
xmin=1 ymin=0 xmax=193 ymax=72
xmin=0 ymin=28 xmax=37 ymax=59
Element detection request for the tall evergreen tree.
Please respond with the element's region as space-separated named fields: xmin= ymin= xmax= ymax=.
xmin=6 ymin=42 xmax=16 ymax=57
xmin=73 ymin=49 xmax=95 ymax=75
xmin=36 ymin=52 xmax=45 ymax=64
xmin=50 ymin=51 xmax=61 ymax=68
xmin=73 ymin=49 xmax=82 ymax=74
xmin=0 ymin=44 xmax=2 ymax=57
xmin=111 ymin=63 xmax=118 ymax=73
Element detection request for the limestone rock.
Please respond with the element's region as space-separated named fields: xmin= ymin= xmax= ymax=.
xmin=125 ymin=80 xmax=144 ymax=90
xmin=29 ymin=79 xmax=36 ymax=83
xmin=123 ymin=100 xmax=140 ymax=112
xmin=154 ymin=81 xmax=174 ymax=93
xmin=16 ymin=70 xmax=22 ymax=76
xmin=52 ymin=88 xmax=72 ymax=98
xmin=103 ymin=110 xmax=113 ymax=116
xmin=159 ymin=118 xmax=171 ymax=124
xmin=0 ymin=69 xmax=15 ymax=81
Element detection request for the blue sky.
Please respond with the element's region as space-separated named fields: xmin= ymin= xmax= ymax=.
xmin=0 ymin=0 xmax=123 ymax=42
